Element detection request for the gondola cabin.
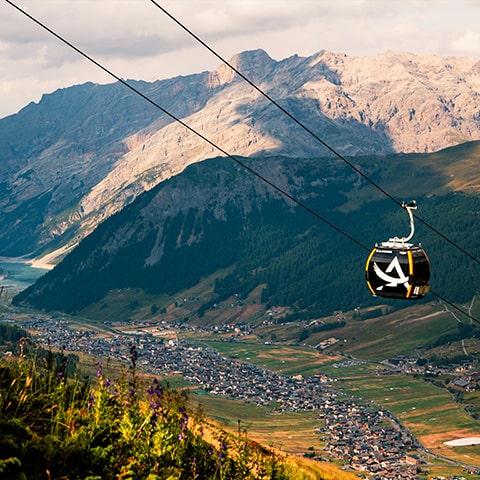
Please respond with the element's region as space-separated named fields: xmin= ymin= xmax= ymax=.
xmin=365 ymin=244 xmax=430 ymax=299
xmin=365 ymin=201 xmax=430 ymax=300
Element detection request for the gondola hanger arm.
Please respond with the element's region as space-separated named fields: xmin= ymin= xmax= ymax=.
xmin=401 ymin=200 xmax=417 ymax=244
xmin=384 ymin=200 xmax=417 ymax=247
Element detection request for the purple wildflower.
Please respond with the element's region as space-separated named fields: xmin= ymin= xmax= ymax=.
xmin=146 ymin=384 xmax=155 ymax=397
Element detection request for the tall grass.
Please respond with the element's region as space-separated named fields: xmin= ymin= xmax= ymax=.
xmin=0 ymin=346 xmax=282 ymax=479
xmin=0 ymin=346 xmax=353 ymax=479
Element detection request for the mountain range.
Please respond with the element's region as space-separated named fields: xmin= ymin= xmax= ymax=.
xmin=1 ymin=48 xmax=480 ymax=262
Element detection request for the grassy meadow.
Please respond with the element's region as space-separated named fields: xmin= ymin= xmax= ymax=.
xmin=200 ymin=341 xmax=341 ymax=377
xmin=189 ymin=394 xmax=324 ymax=455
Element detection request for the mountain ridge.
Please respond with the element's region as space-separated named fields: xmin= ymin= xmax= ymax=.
xmin=1 ymin=48 xmax=480 ymax=261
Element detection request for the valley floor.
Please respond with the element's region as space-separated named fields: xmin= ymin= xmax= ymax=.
xmin=5 ymin=306 xmax=480 ymax=479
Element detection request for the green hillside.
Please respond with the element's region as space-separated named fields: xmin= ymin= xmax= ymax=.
xmin=14 ymin=142 xmax=480 ymax=322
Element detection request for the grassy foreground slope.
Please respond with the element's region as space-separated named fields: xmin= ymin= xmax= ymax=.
xmin=0 ymin=352 xmax=360 ymax=480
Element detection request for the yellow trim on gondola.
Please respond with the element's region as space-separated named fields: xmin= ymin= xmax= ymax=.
xmin=365 ymin=248 xmax=376 ymax=272
xmin=365 ymin=248 xmax=377 ymax=296
xmin=405 ymin=250 xmax=414 ymax=299
xmin=366 ymin=282 xmax=376 ymax=296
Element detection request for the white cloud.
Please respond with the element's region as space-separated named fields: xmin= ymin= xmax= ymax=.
xmin=1 ymin=0 xmax=480 ymax=119
xmin=450 ymin=31 xmax=480 ymax=55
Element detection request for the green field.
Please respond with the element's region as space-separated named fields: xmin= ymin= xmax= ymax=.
xmin=199 ymin=340 xmax=340 ymax=376
xmin=189 ymin=394 xmax=324 ymax=456
xmin=298 ymin=303 xmax=462 ymax=361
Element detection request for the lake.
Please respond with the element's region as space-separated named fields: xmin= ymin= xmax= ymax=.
xmin=0 ymin=258 xmax=49 ymax=290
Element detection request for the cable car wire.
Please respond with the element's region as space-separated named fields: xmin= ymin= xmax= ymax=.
xmin=3 ymin=0 xmax=368 ymax=253
xmin=148 ymin=0 xmax=480 ymax=269
xmin=5 ymin=0 xmax=480 ymax=326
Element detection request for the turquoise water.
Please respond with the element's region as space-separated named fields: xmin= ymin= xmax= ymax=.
xmin=0 ymin=259 xmax=49 ymax=290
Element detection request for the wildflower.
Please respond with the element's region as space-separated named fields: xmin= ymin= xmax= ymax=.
xmin=150 ymin=411 xmax=158 ymax=430
xmin=151 ymin=378 xmax=163 ymax=396
xmin=146 ymin=384 xmax=155 ymax=397
xmin=87 ymin=394 xmax=95 ymax=410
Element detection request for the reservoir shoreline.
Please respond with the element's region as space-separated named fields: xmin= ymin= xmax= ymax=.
xmin=0 ymin=257 xmax=50 ymax=290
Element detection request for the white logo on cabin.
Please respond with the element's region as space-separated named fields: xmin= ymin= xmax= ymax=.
xmin=373 ymin=256 xmax=409 ymax=290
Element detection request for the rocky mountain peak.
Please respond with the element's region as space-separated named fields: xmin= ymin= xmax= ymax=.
xmin=229 ymin=49 xmax=274 ymax=75
xmin=1 ymin=48 xmax=480 ymax=263
xmin=208 ymin=48 xmax=274 ymax=86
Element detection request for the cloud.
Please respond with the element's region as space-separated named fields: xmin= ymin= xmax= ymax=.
xmin=450 ymin=31 xmax=480 ymax=55
xmin=1 ymin=0 xmax=480 ymax=119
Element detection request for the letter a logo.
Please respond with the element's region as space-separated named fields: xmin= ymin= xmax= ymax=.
xmin=373 ymin=256 xmax=409 ymax=291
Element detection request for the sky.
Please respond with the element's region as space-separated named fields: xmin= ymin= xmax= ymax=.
xmin=1 ymin=0 xmax=479 ymax=119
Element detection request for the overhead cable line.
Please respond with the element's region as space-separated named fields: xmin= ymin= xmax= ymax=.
xmin=149 ymin=0 xmax=480 ymax=269
xmin=6 ymin=0 xmax=480 ymax=326
xmin=4 ymin=0 xmax=367 ymax=253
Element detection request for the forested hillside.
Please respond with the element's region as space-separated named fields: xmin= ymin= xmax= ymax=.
xmin=13 ymin=146 xmax=480 ymax=319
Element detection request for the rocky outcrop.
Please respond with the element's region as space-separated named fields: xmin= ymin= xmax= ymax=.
xmin=1 ymin=49 xmax=480 ymax=261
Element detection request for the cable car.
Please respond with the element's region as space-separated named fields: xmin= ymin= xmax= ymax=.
xmin=365 ymin=201 xmax=430 ymax=299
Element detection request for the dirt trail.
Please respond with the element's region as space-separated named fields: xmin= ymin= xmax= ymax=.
xmin=401 ymin=310 xmax=444 ymax=325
